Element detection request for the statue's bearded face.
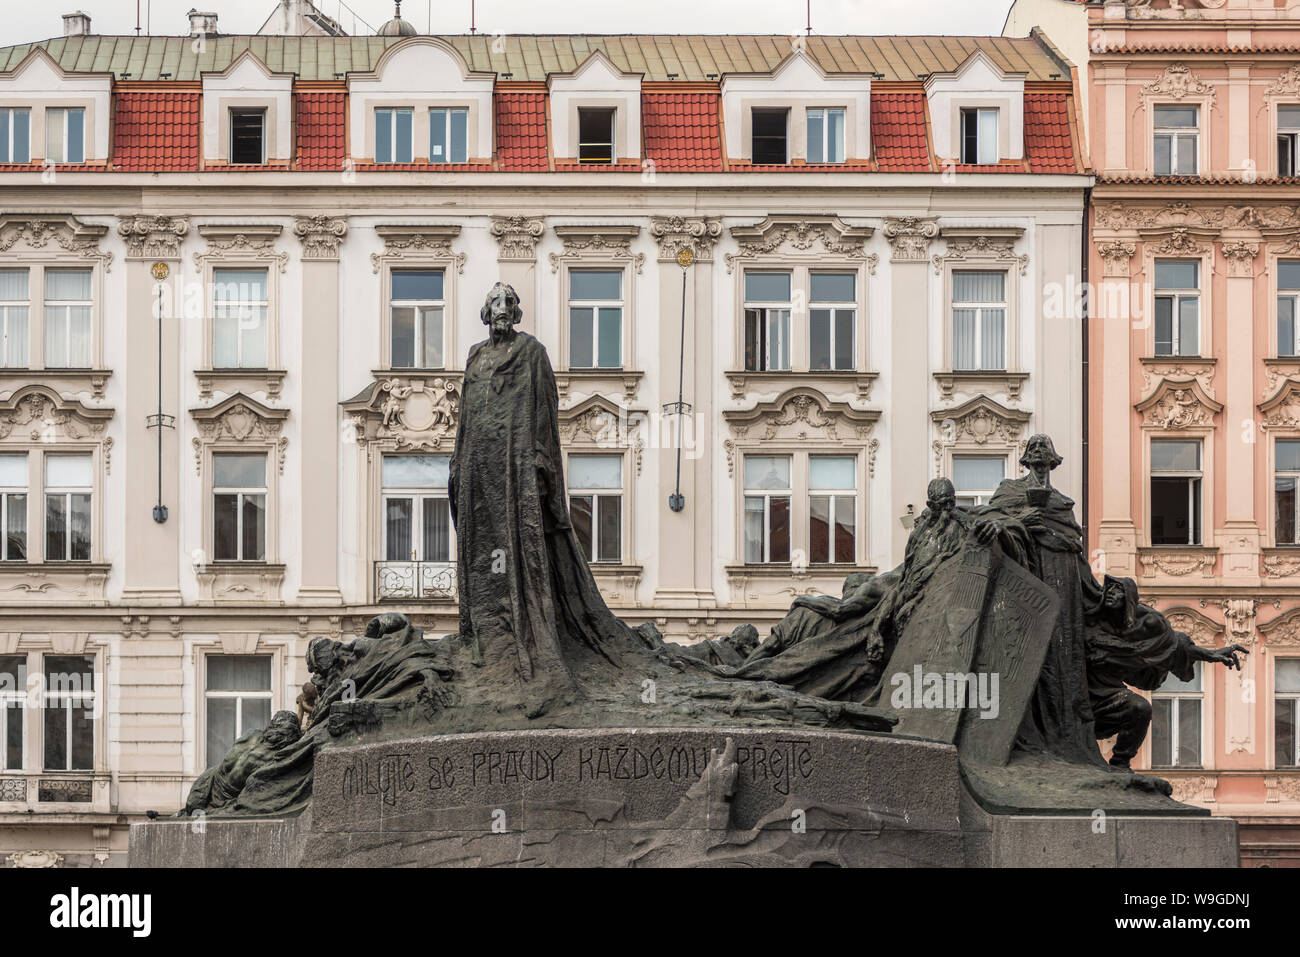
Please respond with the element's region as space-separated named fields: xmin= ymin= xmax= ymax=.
xmin=264 ymin=712 xmax=302 ymax=748
xmin=485 ymin=286 xmax=519 ymax=338
xmin=926 ymin=478 xmax=956 ymax=513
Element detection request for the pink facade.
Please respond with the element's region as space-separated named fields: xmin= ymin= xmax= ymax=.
xmin=1083 ymin=0 xmax=1300 ymax=865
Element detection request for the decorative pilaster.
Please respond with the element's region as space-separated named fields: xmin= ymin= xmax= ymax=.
xmin=293 ymin=215 xmax=348 ymax=260
xmin=882 ymin=216 xmax=938 ymax=262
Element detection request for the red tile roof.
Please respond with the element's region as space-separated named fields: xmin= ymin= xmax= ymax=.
xmin=296 ymin=91 xmax=346 ymax=171
xmin=496 ymin=91 xmax=548 ymax=172
xmin=642 ymin=92 xmax=722 ymax=172
xmin=871 ymin=91 xmax=931 ymax=172
xmin=1024 ymin=91 xmax=1078 ymax=174
xmin=113 ymin=90 xmax=200 ymax=171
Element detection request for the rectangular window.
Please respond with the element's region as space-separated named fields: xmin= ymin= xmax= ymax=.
xmin=1278 ymin=261 xmax=1300 ymax=357
xmin=44 ymin=453 xmax=91 ymax=562
xmin=744 ymin=455 xmax=791 ymax=564
xmin=1275 ymin=439 xmax=1300 ymax=545
xmin=0 ymin=453 xmax=27 ymax=562
xmin=806 ymin=107 xmax=845 ymax=164
xmin=1150 ymin=439 xmax=1202 ymax=546
xmin=577 ymin=108 xmax=615 ymax=163
xmin=43 ymin=654 xmax=94 ymax=772
xmin=375 ymin=107 xmax=413 ymax=164
xmin=205 ymin=655 xmax=272 ymax=769
xmin=1278 ymin=105 xmax=1300 ymax=177
xmin=44 ymin=268 xmax=92 ymax=368
xmin=568 ymin=269 xmax=622 ymax=369
xmin=382 ymin=454 xmax=452 ymax=562
xmin=0 ymin=108 xmax=30 ymax=164
xmin=1154 ymin=105 xmax=1198 ymax=176
xmin=569 ymin=454 xmax=622 ymax=564
xmin=229 ymin=108 xmax=266 ymax=165
xmin=429 ymin=107 xmax=468 ymax=163
xmin=1154 ymin=260 xmax=1200 ymax=357
xmin=952 ymin=454 xmax=1006 ymax=508
xmin=1150 ymin=663 xmax=1202 ymax=768
xmin=809 ymin=272 xmax=856 ymax=371
xmin=44 ymin=107 xmax=84 ymax=165
xmin=952 ymin=271 xmax=1006 ymax=371
xmin=743 ymin=271 xmax=792 ymax=372
xmin=0 ymin=655 xmax=24 ymax=770
xmin=0 ymin=268 xmax=29 ymax=368
xmin=212 ymin=268 xmax=269 ymax=369
xmin=751 ymin=108 xmax=789 ymax=164
xmin=390 ymin=270 xmax=445 ymax=369
xmin=809 ymin=456 xmax=855 ymax=564
xmin=213 ymin=452 xmax=266 ymax=562
xmin=1276 ymin=658 xmax=1300 ymax=768
xmin=960 ymin=107 xmax=999 ymax=165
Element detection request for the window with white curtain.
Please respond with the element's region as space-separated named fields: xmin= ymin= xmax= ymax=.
xmin=951 ymin=270 xmax=1006 ymax=371
xmin=204 ymin=655 xmax=272 ymax=769
xmin=744 ymin=455 xmax=792 ymax=563
xmin=568 ymin=270 xmax=623 ymax=369
xmin=43 ymin=653 xmax=94 ymax=772
xmin=1279 ymin=105 xmax=1300 ymax=178
xmin=568 ymin=454 xmax=622 ymax=563
xmin=45 ymin=107 xmax=85 ymax=164
xmin=1154 ymin=105 xmax=1198 ymax=176
xmin=44 ymin=453 xmax=91 ymax=562
xmin=1154 ymin=260 xmax=1200 ymax=357
xmin=809 ymin=456 xmax=855 ymax=564
xmin=0 ymin=108 xmax=30 ymax=164
xmin=0 ymin=268 xmax=29 ymax=368
xmin=951 ymin=454 xmax=1006 ymax=507
xmin=212 ymin=268 xmax=269 ymax=369
xmin=960 ymin=107 xmax=998 ymax=165
xmin=1278 ymin=261 xmax=1300 ymax=357
xmin=0 ymin=453 xmax=27 ymax=562
xmin=743 ymin=272 xmax=792 ymax=372
xmin=390 ymin=270 xmax=445 ymax=369
xmin=1150 ymin=663 xmax=1202 ymax=768
xmin=43 ymin=268 xmax=92 ymax=368
xmin=1275 ymin=439 xmax=1300 ymax=545
xmin=375 ymin=107 xmax=413 ymax=164
xmin=213 ymin=452 xmax=267 ymax=562
xmin=1276 ymin=658 xmax=1300 ymax=768
xmin=0 ymin=655 xmax=24 ymax=770
xmin=382 ymin=454 xmax=452 ymax=562
xmin=806 ymin=108 xmax=845 ymax=164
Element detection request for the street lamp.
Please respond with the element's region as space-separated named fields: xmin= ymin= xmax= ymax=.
xmin=663 ymin=247 xmax=694 ymax=512
xmin=145 ymin=261 xmax=175 ymax=523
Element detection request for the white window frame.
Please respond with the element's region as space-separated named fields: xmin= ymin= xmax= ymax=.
xmin=375 ymin=107 xmax=414 ymax=164
xmin=950 ymin=453 xmax=1008 ymax=507
xmin=567 ymin=453 xmax=624 ymax=564
xmin=0 ymin=451 xmax=27 ymax=562
xmin=808 ymin=272 xmax=856 ymax=372
xmin=1150 ymin=664 xmax=1203 ymax=769
xmin=743 ymin=454 xmax=793 ymax=565
xmin=428 ymin=107 xmax=469 ymax=164
xmin=807 ymin=455 xmax=856 ymax=565
xmin=212 ymin=452 xmax=268 ymax=563
xmin=380 ymin=456 xmax=453 ymax=563
xmin=228 ymin=107 xmax=267 ymax=165
xmin=43 ymin=452 xmax=91 ymax=562
xmin=44 ymin=107 xmax=85 ymax=165
xmin=960 ymin=106 xmax=999 ymax=165
xmin=950 ymin=269 xmax=1008 ymax=371
xmin=567 ymin=269 xmax=624 ymax=370
xmin=743 ymin=271 xmax=793 ymax=373
xmin=0 ymin=655 xmax=24 ymax=770
xmin=389 ymin=269 xmax=446 ymax=371
xmin=1153 ymin=104 xmax=1199 ymax=176
xmin=576 ymin=107 xmax=617 ymax=164
xmin=1275 ymin=438 xmax=1300 ymax=546
xmin=1149 ymin=438 xmax=1202 ymax=547
xmin=202 ymin=653 xmax=274 ymax=768
xmin=1277 ymin=259 xmax=1300 ymax=357
xmin=0 ymin=267 xmax=28 ymax=368
xmin=41 ymin=652 xmax=96 ymax=773
xmin=1153 ymin=259 xmax=1200 ymax=357
xmin=0 ymin=108 xmax=30 ymax=164
xmin=1279 ymin=106 xmax=1300 ymax=178
xmin=211 ymin=267 xmax=270 ymax=370
xmin=806 ymin=107 xmax=845 ymax=164
xmin=1276 ymin=657 xmax=1300 ymax=769
xmin=42 ymin=267 xmax=92 ymax=369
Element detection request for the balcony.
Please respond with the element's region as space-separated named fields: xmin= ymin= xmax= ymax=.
xmin=375 ymin=561 xmax=457 ymax=601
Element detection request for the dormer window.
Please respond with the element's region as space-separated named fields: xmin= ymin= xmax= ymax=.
xmin=1279 ymin=106 xmax=1300 ymax=178
xmin=375 ymin=108 xmax=414 ymax=164
xmin=960 ymin=107 xmax=998 ymax=165
xmin=45 ymin=107 xmax=84 ymax=164
xmin=429 ymin=108 xmax=468 ymax=164
xmin=806 ymin=108 xmax=845 ymax=164
xmin=229 ymin=109 xmax=266 ymax=165
xmin=1154 ymin=105 xmax=1198 ymax=176
xmin=0 ymin=109 xmax=30 ymax=164
xmin=752 ymin=109 xmax=788 ymax=165
xmin=577 ymin=108 xmax=615 ymax=163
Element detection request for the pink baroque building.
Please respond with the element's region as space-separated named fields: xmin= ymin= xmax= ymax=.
xmin=1008 ymin=0 xmax=1300 ymax=865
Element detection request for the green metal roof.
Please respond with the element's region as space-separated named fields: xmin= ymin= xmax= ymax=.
xmin=0 ymin=34 xmax=1073 ymax=83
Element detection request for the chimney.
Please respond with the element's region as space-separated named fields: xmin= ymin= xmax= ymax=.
xmin=62 ymin=11 xmax=92 ymax=36
xmin=187 ymin=9 xmax=219 ymax=37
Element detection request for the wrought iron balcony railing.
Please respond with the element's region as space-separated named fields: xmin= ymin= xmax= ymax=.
xmin=375 ymin=561 xmax=457 ymax=601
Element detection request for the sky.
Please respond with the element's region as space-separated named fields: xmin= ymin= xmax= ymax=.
xmin=0 ymin=0 xmax=1018 ymax=44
